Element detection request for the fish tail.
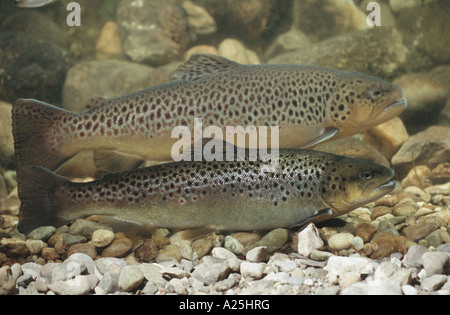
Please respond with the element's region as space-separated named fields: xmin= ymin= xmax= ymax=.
xmin=17 ymin=166 xmax=71 ymax=234
xmin=12 ymin=99 xmax=75 ymax=171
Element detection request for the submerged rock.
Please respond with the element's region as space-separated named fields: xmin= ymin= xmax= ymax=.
xmin=117 ymin=0 xmax=189 ymax=66
xmin=392 ymin=126 xmax=450 ymax=178
xmin=268 ymin=27 xmax=406 ymax=78
xmin=0 ymin=32 xmax=70 ymax=105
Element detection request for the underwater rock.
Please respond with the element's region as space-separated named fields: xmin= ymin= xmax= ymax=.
xmin=184 ymin=45 xmax=218 ymax=60
xmin=264 ymin=27 xmax=311 ymax=61
xmin=117 ymin=0 xmax=189 ymax=66
xmin=292 ymin=0 xmax=369 ymax=41
xmin=0 ymin=102 xmax=15 ymax=170
xmin=363 ymin=117 xmax=409 ymax=161
xmin=389 ymin=0 xmax=421 ymax=13
xmin=96 ymin=21 xmax=124 ymax=60
xmin=394 ymin=73 xmax=448 ymax=134
xmin=182 ymin=0 xmax=216 ymax=36
xmin=192 ymin=0 xmax=283 ymax=43
xmin=268 ymin=27 xmax=406 ymax=79
xmin=0 ymin=32 xmax=70 ymax=105
xmin=0 ymin=11 xmax=67 ymax=49
xmin=217 ymin=38 xmax=260 ymax=64
xmin=396 ymin=1 xmax=450 ymax=64
xmin=62 ymin=59 xmax=154 ymax=112
xmin=392 ymin=126 xmax=450 ymax=178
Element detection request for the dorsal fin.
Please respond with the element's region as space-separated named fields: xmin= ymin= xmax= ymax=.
xmin=169 ymin=54 xmax=240 ymax=81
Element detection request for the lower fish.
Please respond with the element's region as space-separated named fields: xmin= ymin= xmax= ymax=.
xmin=17 ymin=148 xmax=395 ymax=234
xmin=15 ymin=0 xmax=59 ymax=8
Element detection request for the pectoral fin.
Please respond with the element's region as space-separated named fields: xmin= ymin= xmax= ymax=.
xmin=94 ymin=150 xmax=145 ymax=173
xmin=289 ymin=208 xmax=334 ymax=230
xmin=300 ymin=128 xmax=338 ymax=149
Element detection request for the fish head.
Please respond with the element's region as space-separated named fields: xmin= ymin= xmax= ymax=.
xmin=320 ymin=157 xmax=396 ymax=216
xmin=330 ymin=72 xmax=407 ymax=137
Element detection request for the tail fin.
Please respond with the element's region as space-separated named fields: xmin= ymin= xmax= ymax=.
xmin=17 ymin=166 xmax=71 ymax=234
xmin=12 ymin=99 xmax=76 ymax=171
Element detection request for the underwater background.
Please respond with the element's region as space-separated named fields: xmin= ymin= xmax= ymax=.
xmin=0 ymin=0 xmax=449 ymax=295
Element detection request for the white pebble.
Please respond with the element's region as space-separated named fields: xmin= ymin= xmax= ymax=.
xmin=328 ymin=233 xmax=354 ymax=251
xmin=351 ymin=236 xmax=364 ymax=251
xmin=240 ymin=262 xmax=264 ymax=280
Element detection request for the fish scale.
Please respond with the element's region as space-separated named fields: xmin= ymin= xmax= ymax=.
xmin=12 ymin=54 xmax=406 ymax=173
xmin=17 ymin=148 xmax=396 ymax=234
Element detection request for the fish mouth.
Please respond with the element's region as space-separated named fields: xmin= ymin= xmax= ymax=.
xmin=363 ymin=178 xmax=396 ymax=201
xmin=383 ymin=97 xmax=407 ymax=112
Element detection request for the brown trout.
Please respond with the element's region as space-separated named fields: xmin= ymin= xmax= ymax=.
xmin=12 ymin=54 xmax=406 ymax=172
xmin=17 ymin=148 xmax=395 ymax=234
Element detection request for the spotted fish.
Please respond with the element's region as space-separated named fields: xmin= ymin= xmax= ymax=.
xmin=12 ymin=54 xmax=406 ymax=172
xmin=17 ymin=148 xmax=395 ymax=234
xmin=14 ymin=0 xmax=59 ymax=8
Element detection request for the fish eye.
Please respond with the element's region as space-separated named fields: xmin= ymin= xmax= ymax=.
xmin=371 ymin=90 xmax=382 ymax=98
xmin=360 ymin=171 xmax=373 ymax=180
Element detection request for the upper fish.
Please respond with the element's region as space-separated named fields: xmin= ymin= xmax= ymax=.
xmin=12 ymin=54 xmax=407 ymax=172
xmin=14 ymin=0 xmax=59 ymax=8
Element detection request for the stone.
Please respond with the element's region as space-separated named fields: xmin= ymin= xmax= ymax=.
xmin=67 ymin=242 xmax=97 ymax=260
xmin=68 ymin=219 xmax=113 ymax=239
xmin=139 ymin=263 xmax=166 ymax=287
xmin=363 ymin=117 xmax=409 ymax=160
xmin=96 ymin=271 xmax=119 ymax=294
xmin=422 ymin=252 xmax=450 ymax=277
xmin=27 ymin=226 xmax=56 ymax=241
xmin=224 ymin=235 xmax=245 ymax=254
xmin=25 ymin=239 xmax=46 ymax=255
xmin=118 ymin=266 xmax=145 ymax=292
xmin=297 ymin=223 xmax=324 ymax=258
xmin=62 ymin=59 xmax=154 ymax=113
xmin=211 ymin=247 xmax=237 ymax=261
xmin=0 ymin=32 xmax=70 ymax=104
xmin=192 ymin=234 xmax=222 ymax=259
xmin=392 ymin=126 xmax=450 ymax=178
xmin=134 ymin=239 xmax=159 ymax=262
xmin=91 ymin=229 xmax=115 ymax=248
xmin=351 ymin=237 xmax=364 ymax=251
xmin=392 ymin=200 xmax=420 ymax=217
xmin=169 ymin=278 xmax=189 ymax=295
xmin=421 ymin=274 xmax=448 ymax=292
xmin=371 ymin=232 xmax=416 ymax=259
xmin=403 ymin=245 xmax=428 ymax=269
xmin=48 ymin=275 xmax=95 ymax=295
xmin=268 ymin=27 xmax=406 ymax=78
xmin=231 ymin=232 xmax=261 ymax=247
xmin=393 ymin=73 xmax=448 ymax=133
xmin=246 ymin=246 xmax=269 ymax=263
xmin=401 ymin=284 xmax=418 ymax=295
xmin=41 ymin=247 xmax=60 ymax=261
xmin=325 ymin=256 xmax=375 ymax=278
xmin=0 ymin=266 xmax=16 ymax=295
xmin=217 ymin=38 xmax=260 ymax=65
xmin=374 ymin=261 xmax=413 ymax=286
xmin=193 ymin=0 xmax=281 ymax=43
xmin=265 ymin=28 xmax=311 ymax=60
xmin=160 ymin=266 xmax=189 ymax=280
xmin=328 ymin=233 xmax=354 ymax=251
xmin=101 ymin=233 xmax=132 ymax=258
xmin=184 ymin=45 xmax=218 ymax=60
xmin=192 ymin=261 xmax=230 ymax=285
xmin=402 ymin=222 xmax=439 ymax=242
xmin=117 ymin=0 xmax=189 ymax=65
xmin=240 ymin=262 xmax=264 ymax=280
xmin=389 ymin=0 xmax=420 ymax=12
xmin=257 ymin=228 xmax=289 ymax=253
xmin=96 ymin=21 xmax=123 ymax=60
xmin=182 ymin=1 xmax=216 ymax=36
xmin=155 ymin=244 xmax=183 ymax=263
xmin=292 ymin=0 xmax=369 ymax=41
xmin=355 ymin=223 xmax=378 ymax=243
xmin=95 ymin=257 xmax=127 ymax=275
xmin=341 ymin=280 xmax=402 ymax=295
